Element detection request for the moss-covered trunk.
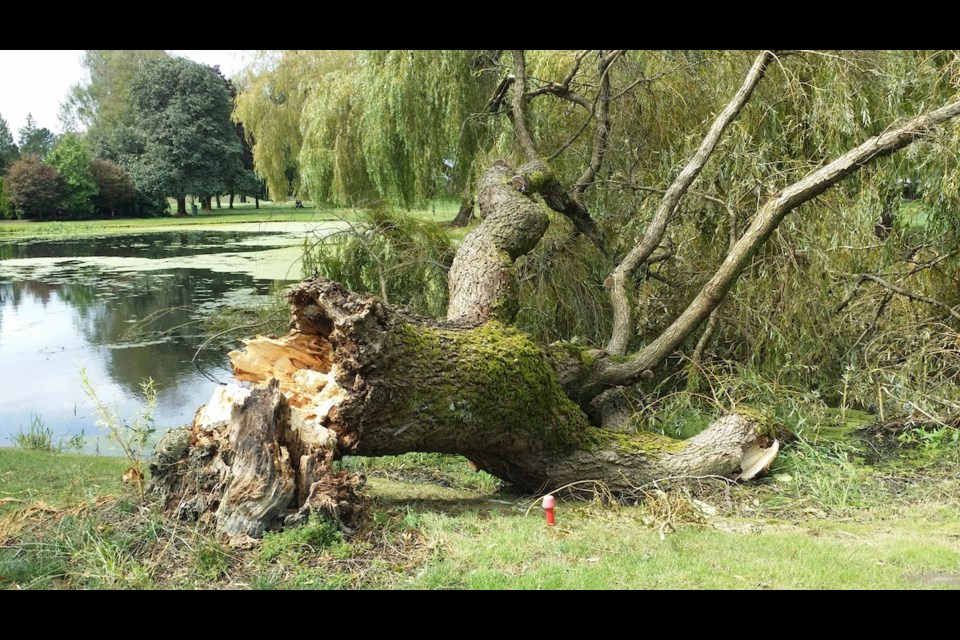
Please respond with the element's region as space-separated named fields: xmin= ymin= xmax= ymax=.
xmin=152 ymin=277 xmax=769 ymax=537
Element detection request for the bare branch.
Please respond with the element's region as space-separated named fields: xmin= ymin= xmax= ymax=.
xmin=510 ymin=50 xmax=539 ymax=162
xmin=615 ymin=182 xmax=749 ymax=215
xmin=582 ymin=95 xmax=960 ymax=397
xmin=526 ymin=85 xmax=593 ymax=110
xmin=573 ymin=50 xmax=623 ymax=200
xmin=526 ymin=50 xmax=593 ymax=106
xmin=606 ymin=51 xmax=775 ymax=355
xmin=562 ymin=50 xmax=591 ymax=86
xmin=546 ymin=112 xmax=595 ymax=161
xmin=833 ymin=246 xmax=955 ymax=314
xmin=851 ymin=273 xmax=960 ymax=322
xmin=486 ymin=74 xmax=514 ymax=113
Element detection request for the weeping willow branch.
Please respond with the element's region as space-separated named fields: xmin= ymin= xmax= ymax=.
xmin=851 ymin=273 xmax=960 ymax=322
xmin=833 ymin=247 xmax=957 ymax=314
xmin=580 ymin=95 xmax=960 ymax=399
xmin=692 ymin=202 xmax=738 ymax=366
xmin=606 ymin=50 xmax=775 ymax=355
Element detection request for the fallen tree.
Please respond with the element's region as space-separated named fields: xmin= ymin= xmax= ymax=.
xmin=151 ymin=51 xmax=960 ymax=538
xmin=151 ymin=162 xmax=777 ymax=538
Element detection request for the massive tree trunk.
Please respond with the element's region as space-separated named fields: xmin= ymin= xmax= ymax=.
xmin=151 ymin=274 xmax=771 ymax=536
xmin=176 ymin=196 xmax=187 ymax=216
xmin=153 ymin=160 xmax=773 ymax=538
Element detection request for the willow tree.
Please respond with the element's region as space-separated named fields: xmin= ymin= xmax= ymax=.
xmin=234 ymin=50 xmax=496 ymax=222
xmin=157 ymin=51 xmax=960 ymax=537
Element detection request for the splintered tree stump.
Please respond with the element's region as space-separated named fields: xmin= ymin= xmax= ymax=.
xmin=150 ymin=375 xmax=363 ymax=539
xmin=214 ymin=381 xmax=297 ymax=538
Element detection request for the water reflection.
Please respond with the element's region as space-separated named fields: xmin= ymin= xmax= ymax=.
xmin=0 ymin=229 xmax=284 ymax=260
xmin=0 ymin=229 xmax=306 ymax=446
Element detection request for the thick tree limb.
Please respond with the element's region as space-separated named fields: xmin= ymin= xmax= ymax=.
xmin=447 ymin=162 xmax=550 ymax=324
xmin=584 ymin=96 xmax=960 ymax=398
xmin=505 ymin=50 xmax=604 ymax=245
xmin=606 ymin=50 xmax=775 ymax=355
xmin=487 ymin=74 xmax=514 ymax=114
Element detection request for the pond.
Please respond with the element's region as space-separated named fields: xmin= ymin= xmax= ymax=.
xmin=0 ymin=222 xmax=340 ymax=451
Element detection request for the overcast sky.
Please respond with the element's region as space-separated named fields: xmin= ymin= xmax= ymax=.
xmin=0 ymin=50 xmax=250 ymax=137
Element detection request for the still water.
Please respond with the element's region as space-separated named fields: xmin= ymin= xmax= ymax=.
xmin=0 ymin=222 xmax=338 ymax=448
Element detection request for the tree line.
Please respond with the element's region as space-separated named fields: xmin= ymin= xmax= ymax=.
xmin=1 ymin=51 xmax=263 ymax=220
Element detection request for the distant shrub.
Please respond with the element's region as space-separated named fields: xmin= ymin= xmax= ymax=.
xmin=90 ymin=158 xmax=136 ymax=216
xmin=0 ymin=178 xmax=12 ymax=219
xmin=2 ymin=154 xmax=64 ymax=219
xmin=48 ymin=133 xmax=97 ymax=217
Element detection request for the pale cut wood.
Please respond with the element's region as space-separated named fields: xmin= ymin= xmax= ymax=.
xmin=737 ymin=439 xmax=780 ymax=481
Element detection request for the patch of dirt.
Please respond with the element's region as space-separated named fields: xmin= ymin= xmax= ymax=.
xmin=908 ymin=572 xmax=960 ymax=587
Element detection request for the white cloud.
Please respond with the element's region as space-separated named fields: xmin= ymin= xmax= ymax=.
xmin=0 ymin=50 xmax=250 ymax=137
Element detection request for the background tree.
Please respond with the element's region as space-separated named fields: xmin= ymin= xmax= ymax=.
xmin=89 ymin=158 xmax=135 ymax=216
xmin=3 ymin=155 xmax=64 ymax=219
xmin=0 ymin=113 xmax=16 ymax=219
xmin=47 ymin=133 xmax=98 ymax=217
xmin=128 ymin=57 xmax=242 ymax=214
xmin=211 ymin=64 xmax=260 ymax=207
xmin=17 ymin=114 xmax=57 ymax=159
xmin=60 ymin=50 xmax=169 ymax=147
xmin=0 ymin=113 xmax=18 ymax=172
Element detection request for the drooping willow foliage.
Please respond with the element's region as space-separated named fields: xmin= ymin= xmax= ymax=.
xmin=301 ymin=208 xmax=456 ymax=318
xmin=235 ymin=50 xmax=960 ymax=420
xmin=236 ymin=50 xmax=497 ymax=207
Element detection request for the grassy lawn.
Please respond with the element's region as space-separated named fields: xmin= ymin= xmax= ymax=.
xmin=0 ymin=199 xmax=464 ymax=238
xmin=2 ymin=444 xmax=958 ymax=589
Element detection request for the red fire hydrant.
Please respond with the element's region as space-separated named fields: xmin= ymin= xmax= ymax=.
xmin=542 ymin=494 xmax=556 ymax=526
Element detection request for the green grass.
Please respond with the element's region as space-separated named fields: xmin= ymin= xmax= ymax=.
xmin=2 ymin=445 xmax=959 ymax=589
xmin=0 ymin=449 xmax=128 ymax=515
xmin=9 ymin=415 xmax=56 ymax=453
xmin=407 ymin=502 xmax=960 ymax=589
xmin=0 ymin=199 xmax=465 ymax=238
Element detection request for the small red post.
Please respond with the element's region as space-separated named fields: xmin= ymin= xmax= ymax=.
xmin=542 ymin=494 xmax=556 ymax=526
